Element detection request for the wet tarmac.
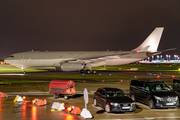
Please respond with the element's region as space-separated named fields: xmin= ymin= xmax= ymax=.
xmin=0 ymin=72 xmax=180 ymax=119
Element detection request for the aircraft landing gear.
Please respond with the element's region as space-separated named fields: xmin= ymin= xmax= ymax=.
xmin=22 ymin=68 xmax=26 ymax=74
xmin=80 ymin=70 xmax=96 ymax=74
xmin=80 ymin=63 xmax=96 ymax=74
xmin=92 ymin=70 xmax=96 ymax=74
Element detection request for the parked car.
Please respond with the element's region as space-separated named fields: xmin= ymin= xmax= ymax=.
xmin=93 ymin=87 xmax=136 ymax=113
xmin=130 ymin=79 xmax=179 ymax=109
xmin=173 ymin=79 xmax=180 ymax=105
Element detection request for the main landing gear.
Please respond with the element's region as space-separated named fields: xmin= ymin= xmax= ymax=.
xmin=80 ymin=70 xmax=96 ymax=74
xmin=80 ymin=63 xmax=96 ymax=74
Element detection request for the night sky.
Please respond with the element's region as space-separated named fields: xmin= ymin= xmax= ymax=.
xmin=1 ymin=1 xmax=180 ymax=59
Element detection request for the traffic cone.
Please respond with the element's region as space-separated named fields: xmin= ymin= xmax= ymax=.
xmin=0 ymin=92 xmax=6 ymax=98
xmin=36 ymin=99 xmax=44 ymax=106
xmin=44 ymin=98 xmax=47 ymax=105
xmin=71 ymin=106 xmax=81 ymax=115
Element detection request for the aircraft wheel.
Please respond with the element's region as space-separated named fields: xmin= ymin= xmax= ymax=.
xmin=86 ymin=70 xmax=91 ymax=74
xmin=80 ymin=70 xmax=85 ymax=73
xmin=92 ymin=70 xmax=96 ymax=74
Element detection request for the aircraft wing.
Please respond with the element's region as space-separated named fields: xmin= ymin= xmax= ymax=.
xmin=62 ymin=52 xmax=132 ymax=64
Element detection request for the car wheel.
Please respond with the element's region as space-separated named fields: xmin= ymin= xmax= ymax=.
xmin=53 ymin=94 xmax=57 ymax=99
xmin=94 ymin=98 xmax=98 ymax=106
xmin=105 ymin=103 xmax=111 ymax=113
xmin=149 ymin=99 xmax=155 ymax=109
xmin=64 ymin=95 xmax=69 ymax=100
xmin=131 ymin=94 xmax=136 ymax=102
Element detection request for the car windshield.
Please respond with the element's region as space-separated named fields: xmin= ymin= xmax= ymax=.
xmin=149 ymin=82 xmax=172 ymax=92
xmin=106 ymin=89 xmax=125 ymax=97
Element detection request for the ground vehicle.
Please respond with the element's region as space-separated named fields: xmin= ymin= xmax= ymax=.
xmin=173 ymin=79 xmax=180 ymax=104
xmin=130 ymin=79 xmax=179 ymax=109
xmin=93 ymin=87 xmax=136 ymax=113
xmin=49 ymin=80 xmax=75 ymax=99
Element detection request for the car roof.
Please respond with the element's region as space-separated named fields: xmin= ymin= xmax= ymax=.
xmin=100 ymin=87 xmax=122 ymax=91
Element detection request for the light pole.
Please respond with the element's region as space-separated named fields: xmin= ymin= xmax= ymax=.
xmin=160 ymin=55 xmax=162 ymax=60
xmin=157 ymin=55 xmax=159 ymax=60
xmin=166 ymin=55 xmax=168 ymax=61
xmin=169 ymin=55 xmax=171 ymax=61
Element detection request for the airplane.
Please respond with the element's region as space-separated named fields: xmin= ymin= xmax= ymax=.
xmin=4 ymin=27 xmax=174 ymax=74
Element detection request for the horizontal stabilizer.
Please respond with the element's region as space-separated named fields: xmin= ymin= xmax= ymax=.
xmin=147 ymin=48 xmax=176 ymax=57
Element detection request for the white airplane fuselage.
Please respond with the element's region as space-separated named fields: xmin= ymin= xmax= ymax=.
xmin=5 ymin=51 xmax=147 ymax=70
xmin=4 ymin=27 xmax=165 ymax=72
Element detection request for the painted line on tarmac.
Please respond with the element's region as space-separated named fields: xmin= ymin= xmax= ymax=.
xmin=0 ymin=74 xmax=25 ymax=76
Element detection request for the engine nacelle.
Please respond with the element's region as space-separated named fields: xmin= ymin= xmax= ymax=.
xmin=58 ymin=63 xmax=83 ymax=71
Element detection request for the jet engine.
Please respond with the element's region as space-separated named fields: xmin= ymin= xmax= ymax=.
xmin=57 ymin=63 xmax=84 ymax=71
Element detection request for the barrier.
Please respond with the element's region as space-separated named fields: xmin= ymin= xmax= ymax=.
xmin=14 ymin=95 xmax=23 ymax=102
xmin=68 ymin=106 xmax=81 ymax=115
xmin=0 ymin=92 xmax=6 ymax=98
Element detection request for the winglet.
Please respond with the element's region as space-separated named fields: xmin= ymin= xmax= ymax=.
xmin=132 ymin=27 xmax=164 ymax=52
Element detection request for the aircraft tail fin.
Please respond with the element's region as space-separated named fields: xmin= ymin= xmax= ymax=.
xmin=132 ymin=27 xmax=164 ymax=52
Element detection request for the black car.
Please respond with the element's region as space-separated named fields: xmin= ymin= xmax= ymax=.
xmin=173 ymin=79 xmax=180 ymax=104
xmin=93 ymin=87 xmax=136 ymax=113
xmin=130 ymin=79 xmax=179 ymax=109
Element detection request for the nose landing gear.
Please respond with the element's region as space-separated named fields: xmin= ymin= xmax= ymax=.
xmin=22 ymin=68 xmax=26 ymax=74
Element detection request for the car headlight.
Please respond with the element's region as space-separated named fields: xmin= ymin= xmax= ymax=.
xmin=175 ymin=96 xmax=179 ymax=101
xmin=110 ymin=103 xmax=119 ymax=106
xmin=154 ymin=96 xmax=164 ymax=101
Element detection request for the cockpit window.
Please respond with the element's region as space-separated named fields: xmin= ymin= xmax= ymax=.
xmin=9 ymin=55 xmax=14 ymax=58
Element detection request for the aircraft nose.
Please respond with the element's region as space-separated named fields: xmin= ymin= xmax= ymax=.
xmin=4 ymin=58 xmax=8 ymax=63
xmin=4 ymin=57 xmax=10 ymax=64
